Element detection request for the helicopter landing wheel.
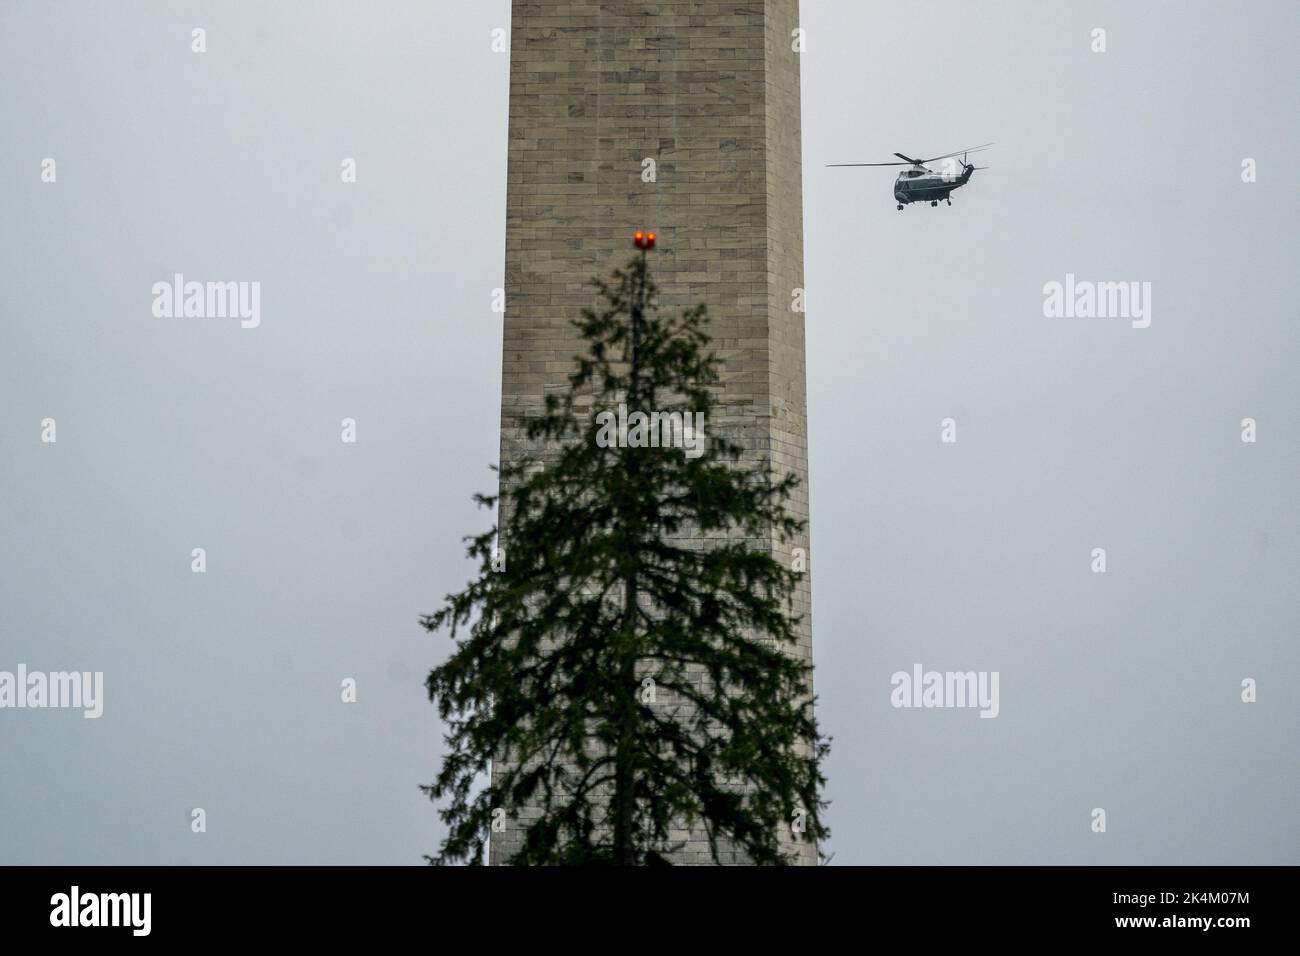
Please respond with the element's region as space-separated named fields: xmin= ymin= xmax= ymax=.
xmin=897 ymin=203 xmax=903 ymax=211
xmin=930 ymin=200 xmax=938 ymax=207
xmin=946 ymin=199 xmax=952 ymax=206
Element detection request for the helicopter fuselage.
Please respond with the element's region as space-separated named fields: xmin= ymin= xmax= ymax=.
xmin=894 ymin=165 xmax=974 ymax=206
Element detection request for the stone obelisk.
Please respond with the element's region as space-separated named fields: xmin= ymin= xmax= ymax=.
xmin=495 ymin=0 xmax=813 ymax=864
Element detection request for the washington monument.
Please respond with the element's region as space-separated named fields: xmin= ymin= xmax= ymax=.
xmin=494 ymin=0 xmax=813 ymax=864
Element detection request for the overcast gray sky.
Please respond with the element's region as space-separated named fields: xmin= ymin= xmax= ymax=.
xmin=1 ymin=1 xmax=1296 ymax=865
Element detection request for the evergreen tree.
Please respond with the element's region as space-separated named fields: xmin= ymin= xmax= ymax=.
xmin=422 ymin=247 xmax=829 ymax=865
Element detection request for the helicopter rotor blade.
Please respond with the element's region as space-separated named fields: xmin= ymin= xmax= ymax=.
xmin=826 ymin=143 xmax=993 ymax=169
xmin=919 ymin=143 xmax=994 ymax=164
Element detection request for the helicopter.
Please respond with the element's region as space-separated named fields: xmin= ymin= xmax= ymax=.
xmin=828 ymin=144 xmax=993 ymax=210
